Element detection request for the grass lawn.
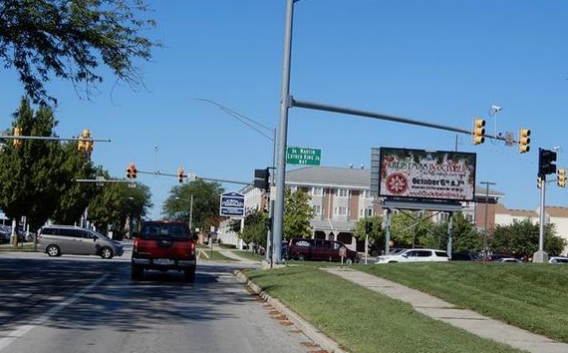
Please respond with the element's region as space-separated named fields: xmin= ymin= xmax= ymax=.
xmin=244 ymin=264 xmax=526 ymax=353
xmin=356 ymin=261 xmax=568 ymax=343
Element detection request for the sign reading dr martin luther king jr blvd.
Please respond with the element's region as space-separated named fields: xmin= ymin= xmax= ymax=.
xmin=219 ymin=191 xmax=245 ymax=217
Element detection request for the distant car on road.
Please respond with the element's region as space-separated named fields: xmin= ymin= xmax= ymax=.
xmin=375 ymin=248 xmax=449 ymax=264
xmin=549 ymin=256 xmax=568 ymax=264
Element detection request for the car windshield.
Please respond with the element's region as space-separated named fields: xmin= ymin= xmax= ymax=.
xmin=140 ymin=223 xmax=188 ymax=239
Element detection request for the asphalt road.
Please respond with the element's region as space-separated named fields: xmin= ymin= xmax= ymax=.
xmin=0 ymin=249 xmax=313 ymax=353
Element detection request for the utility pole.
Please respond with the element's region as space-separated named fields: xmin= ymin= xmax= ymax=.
xmin=480 ymin=181 xmax=496 ymax=253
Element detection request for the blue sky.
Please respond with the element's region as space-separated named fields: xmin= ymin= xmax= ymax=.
xmin=1 ymin=0 xmax=568 ymax=219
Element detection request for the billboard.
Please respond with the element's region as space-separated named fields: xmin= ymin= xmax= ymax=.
xmin=378 ymin=147 xmax=476 ymax=202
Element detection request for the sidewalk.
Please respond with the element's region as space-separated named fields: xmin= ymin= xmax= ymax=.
xmin=323 ymin=267 xmax=568 ymax=353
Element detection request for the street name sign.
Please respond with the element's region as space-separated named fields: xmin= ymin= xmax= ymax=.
xmin=286 ymin=147 xmax=321 ymax=166
xmin=219 ymin=191 xmax=245 ymax=217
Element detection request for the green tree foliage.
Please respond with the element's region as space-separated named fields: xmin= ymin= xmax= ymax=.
xmin=162 ymin=179 xmax=224 ymax=232
xmin=50 ymin=143 xmax=98 ymax=225
xmin=88 ymin=180 xmax=152 ymax=238
xmin=389 ymin=211 xmax=435 ymax=248
xmin=490 ymin=219 xmax=566 ymax=257
xmin=0 ymin=0 xmax=159 ymax=104
xmin=282 ymin=188 xmax=313 ymax=241
xmin=425 ymin=212 xmax=483 ymax=252
xmin=239 ymin=208 xmax=267 ymax=247
xmin=0 ymin=98 xmax=68 ymax=231
xmin=354 ymin=216 xmax=384 ymax=256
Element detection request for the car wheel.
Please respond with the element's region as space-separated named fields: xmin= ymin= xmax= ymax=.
xmin=46 ymin=245 xmax=61 ymax=257
xmin=345 ymin=258 xmax=353 ymax=265
xmin=100 ymin=247 xmax=114 ymax=259
xmin=388 ymin=261 xmax=398 ymax=263
xmin=131 ymin=265 xmax=143 ymax=280
xmin=184 ymin=267 xmax=196 ymax=283
xmin=297 ymin=254 xmax=306 ymax=261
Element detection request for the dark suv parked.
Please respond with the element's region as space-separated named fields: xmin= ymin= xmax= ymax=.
xmin=131 ymin=221 xmax=197 ymax=282
xmin=288 ymin=238 xmax=360 ymax=264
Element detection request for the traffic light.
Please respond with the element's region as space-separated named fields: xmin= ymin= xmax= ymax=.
xmin=13 ymin=127 xmax=22 ymax=148
xmin=538 ymin=148 xmax=557 ymax=176
xmin=473 ymin=118 xmax=485 ymax=145
xmin=537 ymin=176 xmax=543 ymax=189
xmin=178 ymin=168 xmax=185 ymax=183
xmin=131 ymin=163 xmax=137 ymax=179
xmin=126 ymin=163 xmax=136 ymax=179
xmin=558 ymin=169 xmax=566 ymax=188
xmin=518 ymin=129 xmax=531 ymax=154
xmin=365 ymin=221 xmax=372 ymax=234
xmin=254 ymin=168 xmax=270 ymax=192
xmin=78 ymin=129 xmax=92 ymax=152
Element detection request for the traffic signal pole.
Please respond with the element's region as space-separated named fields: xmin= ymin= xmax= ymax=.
xmin=534 ymin=175 xmax=548 ymax=263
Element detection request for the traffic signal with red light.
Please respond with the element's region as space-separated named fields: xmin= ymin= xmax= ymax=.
xmin=519 ymin=129 xmax=531 ymax=154
xmin=126 ymin=163 xmax=137 ymax=179
xmin=473 ymin=118 xmax=485 ymax=145
xmin=178 ymin=168 xmax=184 ymax=183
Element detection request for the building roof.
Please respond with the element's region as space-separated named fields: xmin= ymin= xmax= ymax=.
xmin=545 ymin=206 xmax=568 ymax=218
xmin=286 ymin=166 xmax=370 ymax=189
xmin=495 ymin=203 xmax=538 ymax=217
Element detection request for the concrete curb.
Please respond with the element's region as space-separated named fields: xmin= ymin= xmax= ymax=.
xmin=235 ymin=270 xmax=348 ymax=353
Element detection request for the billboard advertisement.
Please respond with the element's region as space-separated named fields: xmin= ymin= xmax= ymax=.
xmin=378 ymin=147 xmax=476 ymax=202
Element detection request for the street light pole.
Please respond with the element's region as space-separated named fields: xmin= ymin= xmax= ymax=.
xmin=273 ymin=0 xmax=297 ymax=264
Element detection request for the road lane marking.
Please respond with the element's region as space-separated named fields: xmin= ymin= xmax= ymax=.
xmin=0 ymin=274 xmax=109 ymax=352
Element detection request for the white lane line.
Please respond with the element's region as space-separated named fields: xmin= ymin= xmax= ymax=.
xmin=0 ymin=274 xmax=109 ymax=352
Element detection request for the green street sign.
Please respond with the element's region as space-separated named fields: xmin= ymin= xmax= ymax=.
xmin=286 ymin=147 xmax=321 ymax=166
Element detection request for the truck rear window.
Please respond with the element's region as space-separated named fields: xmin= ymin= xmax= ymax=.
xmin=139 ymin=223 xmax=189 ymax=240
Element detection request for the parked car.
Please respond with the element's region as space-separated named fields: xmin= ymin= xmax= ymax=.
xmin=450 ymin=252 xmax=476 ymax=261
xmin=38 ymin=225 xmax=123 ymax=259
xmin=131 ymin=220 xmax=197 ymax=282
xmin=288 ymin=238 xmax=360 ymax=264
xmin=549 ymin=256 xmax=568 ymax=264
xmin=495 ymin=257 xmax=523 ymax=263
xmin=375 ymin=248 xmax=449 ymax=264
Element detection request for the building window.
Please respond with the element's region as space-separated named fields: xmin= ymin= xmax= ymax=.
xmin=360 ymin=190 xmax=370 ymax=199
xmin=311 ymin=187 xmax=323 ymax=196
xmin=334 ymin=206 xmax=348 ymax=216
xmin=466 ymin=214 xmax=474 ymax=223
xmin=336 ymin=189 xmax=349 ymax=198
xmin=313 ymin=205 xmax=322 ymax=215
xmin=365 ymin=208 xmax=373 ymax=217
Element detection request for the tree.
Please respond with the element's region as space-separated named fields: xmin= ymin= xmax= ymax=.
xmin=426 ymin=212 xmax=483 ymax=252
xmin=354 ymin=216 xmax=384 ymax=256
xmin=239 ymin=208 xmax=268 ymax=249
xmin=162 ymin=179 xmax=224 ymax=232
xmin=282 ymin=188 xmax=313 ymax=241
xmin=0 ymin=98 xmax=68 ymax=232
xmin=389 ymin=211 xmax=435 ymax=248
xmin=50 ymin=142 xmax=99 ymax=225
xmin=491 ymin=219 xmax=566 ymax=258
xmin=0 ymin=0 xmax=159 ymax=104
xmin=87 ymin=180 xmax=152 ymax=239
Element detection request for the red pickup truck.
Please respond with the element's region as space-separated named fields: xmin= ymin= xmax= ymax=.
xmin=131 ymin=221 xmax=197 ymax=282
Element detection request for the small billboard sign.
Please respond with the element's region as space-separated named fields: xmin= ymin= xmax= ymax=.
xmin=219 ymin=191 xmax=245 ymax=217
xmin=377 ymin=147 xmax=476 ymax=202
